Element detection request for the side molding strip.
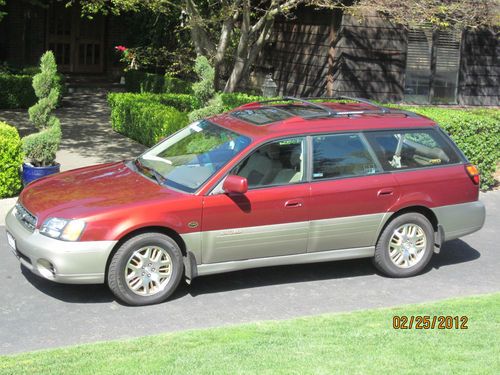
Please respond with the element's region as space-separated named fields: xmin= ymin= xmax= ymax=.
xmin=196 ymin=246 xmax=375 ymax=277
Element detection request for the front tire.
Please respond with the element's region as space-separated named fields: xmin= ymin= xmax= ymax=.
xmin=107 ymin=232 xmax=184 ymax=306
xmin=373 ymin=213 xmax=434 ymax=277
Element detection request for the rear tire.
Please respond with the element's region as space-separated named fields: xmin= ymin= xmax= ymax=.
xmin=107 ymin=232 xmax=183 ymax=306
xmin=373 ymin=213 xmax=434 ymax=277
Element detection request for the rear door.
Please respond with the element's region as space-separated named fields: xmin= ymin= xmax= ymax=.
xmin=308 ymin=132 xmax=399 ymax=252
xmin=201 ymin=137 xmax=310 ymax=263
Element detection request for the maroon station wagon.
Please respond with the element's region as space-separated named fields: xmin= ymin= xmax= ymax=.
xmin=5 ymin=97 xmax=485 ymax=305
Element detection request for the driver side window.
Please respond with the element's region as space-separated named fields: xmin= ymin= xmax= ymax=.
xmin=232 ymin=138 xmax=305 ymax=188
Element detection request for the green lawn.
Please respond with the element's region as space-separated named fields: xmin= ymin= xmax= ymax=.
xmin=1 ymin=293 xmax=499 ymax=375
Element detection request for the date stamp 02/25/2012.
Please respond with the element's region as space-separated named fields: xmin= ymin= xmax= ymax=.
xmin=392 ymin=315 xmax=469 ymax=330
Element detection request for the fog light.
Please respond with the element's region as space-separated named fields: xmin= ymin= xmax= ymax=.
xmin=37 ymin=259 xmax=56 ymax=280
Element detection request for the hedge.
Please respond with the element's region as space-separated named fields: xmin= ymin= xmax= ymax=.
xmin=0 ymin=71 xmax=65 ymax=109
xmin=0 ymin=74 xmax=37 ymax=109
xmin=124 ymin=71 xmax=192 ymax=94
xmin=108 ymin=93 xmax=190 ymax=146
xmin=0 ymin=121 xmax=23 ymax=198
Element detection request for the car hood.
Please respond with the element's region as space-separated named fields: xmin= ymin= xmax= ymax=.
xmin=20 ymin=162 xmax=183 ymax=225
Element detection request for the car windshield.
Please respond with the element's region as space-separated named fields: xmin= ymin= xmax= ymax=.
xmin=136 ymin=120 xmax=251 ymax=193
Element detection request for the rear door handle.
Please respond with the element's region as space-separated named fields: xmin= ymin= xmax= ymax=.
xmin=284 ymin=199 xmax=303 ymax=208
xmin=378 ymin=188 xmax=394 ymax=196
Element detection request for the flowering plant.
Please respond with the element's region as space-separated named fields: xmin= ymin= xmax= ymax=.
xmin=114 ymin=45 xmax=137 ymax=70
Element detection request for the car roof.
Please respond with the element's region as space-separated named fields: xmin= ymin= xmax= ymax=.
xmin=209 ymin=98 xmax=437 ymax=142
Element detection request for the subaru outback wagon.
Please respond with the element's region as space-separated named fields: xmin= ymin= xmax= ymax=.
xmin=5 ymin=97 xmax=485 ymax=305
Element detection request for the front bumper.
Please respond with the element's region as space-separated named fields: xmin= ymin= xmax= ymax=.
xmin=5 ymin=207 xmax=117 ymax=284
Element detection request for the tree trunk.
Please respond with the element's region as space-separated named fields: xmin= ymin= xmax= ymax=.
xmin=224 ymin=10 xmax=275 ymax=93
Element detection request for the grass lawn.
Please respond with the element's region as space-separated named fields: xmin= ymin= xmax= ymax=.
xmin=1 ymin=293 xmax=499 ymax=375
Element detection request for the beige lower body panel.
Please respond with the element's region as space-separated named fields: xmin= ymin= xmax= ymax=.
xmin=432 ymin=200 xmax=485 ymax=242
xmin=308 ymin=213 xmax=390 ymax=252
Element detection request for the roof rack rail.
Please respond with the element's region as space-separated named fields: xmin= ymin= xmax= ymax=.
xmin=236 ymin=96 xmax=395 ymax=118
xmin=300 ymin=96 xmax=390 ymax=114
xmin=238 ymin=96 xmax=336 ymax=117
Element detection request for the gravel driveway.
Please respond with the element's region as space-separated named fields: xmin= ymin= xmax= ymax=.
xmin=0 ymin=191 xmax=498 ymax=355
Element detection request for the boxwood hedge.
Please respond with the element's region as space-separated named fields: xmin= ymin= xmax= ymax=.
xmin=0 ymin=121 xmax=23 ymax=198
xmin=0 ymin=74 xmax=37 ymax=109
xmin=108 ymin=93 xmax=191 ymax=147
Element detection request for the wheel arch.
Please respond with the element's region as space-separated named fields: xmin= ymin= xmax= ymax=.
xmin=104 ymin=225 xmax=188 ymax=283
xmin=377 ymin=205 xmax=439 ymax=245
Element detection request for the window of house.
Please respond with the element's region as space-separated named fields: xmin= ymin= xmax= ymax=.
xmin=404 ymin=29 xmax=462 ymax=104
xmin=233 ymin=138 xmax=305 ymax=188
xmin=312 ymin=133 xmax=379 ymax=180
xmin=365 ymin=129 xmax=461 ymax=170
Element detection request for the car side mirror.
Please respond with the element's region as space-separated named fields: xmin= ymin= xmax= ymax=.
xmin=223 ymin=175 xmax=248 ymax=194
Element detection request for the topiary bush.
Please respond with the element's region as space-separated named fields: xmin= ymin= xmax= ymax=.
xmin=192 ymin=56 xmax=215 ymax=105
xmin=0 ymin=122 xmax=24 ymax=198
xmin=23 ymin=51 xmax=62 ymax=167
xmin=21 ymin=119 xmax=61 ymax=166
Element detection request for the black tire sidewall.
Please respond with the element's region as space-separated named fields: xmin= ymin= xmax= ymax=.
xmin=108 ymin=233 xmax=184 ymax=306
xmin=374 ymin=213 xmax=434 ymax=277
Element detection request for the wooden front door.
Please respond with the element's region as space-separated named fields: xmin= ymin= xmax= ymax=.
xmin=46 ymin=2 xmax=105 ymax=73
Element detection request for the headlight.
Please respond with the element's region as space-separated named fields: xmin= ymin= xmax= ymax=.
xmin=40 ymin=218 xmax=86 ymax=241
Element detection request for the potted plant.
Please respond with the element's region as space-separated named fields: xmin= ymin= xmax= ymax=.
xmin=21 ymin=51 xmax=62 ymax=185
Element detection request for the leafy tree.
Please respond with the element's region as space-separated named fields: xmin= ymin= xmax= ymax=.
xmin=71 ymin=0 xmax=500 ymax=93
xmin=340 ymin=0 xmax=500 ymax=30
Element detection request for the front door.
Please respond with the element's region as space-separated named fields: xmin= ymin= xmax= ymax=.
xmin=46 ymin=2 xmax=105 ymax=73
xmin=308 ymin=132 xmax=399 ymax=252
xmin=201 ymin=137 xmax=310 ymax=264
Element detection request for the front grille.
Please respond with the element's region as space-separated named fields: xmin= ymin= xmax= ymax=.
xmin=14 ymin=203 xmax=37 ymax=232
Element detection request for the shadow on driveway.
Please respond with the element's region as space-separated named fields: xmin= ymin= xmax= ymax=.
xmin=20 ymin=239 xmax=480 ymax=305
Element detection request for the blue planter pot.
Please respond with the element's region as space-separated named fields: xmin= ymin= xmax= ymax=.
xmin=22 ymin=163 xmax=60 ymax=186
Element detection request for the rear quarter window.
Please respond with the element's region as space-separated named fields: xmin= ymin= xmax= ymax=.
xmin=365 ymin=128 xmax=461 ymax=170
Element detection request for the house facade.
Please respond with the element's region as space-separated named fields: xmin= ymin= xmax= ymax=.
xmin=259 ymin=7 xmax=499 ymax=105
xmin=0 ymin=0 xmax=128 ymax=77
xmin=1 ymin=2 xmax=498 ymax=105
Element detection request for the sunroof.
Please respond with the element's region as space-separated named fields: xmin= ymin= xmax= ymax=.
xmin=231 ymin=108 xmax=292 ymax=125
xmin=231 ymin=105 xmax=327 ymax=125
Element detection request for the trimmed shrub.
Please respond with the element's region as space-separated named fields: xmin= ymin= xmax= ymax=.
xmin=108 ymin=93 xmax=190 ymax=146
xmin=23 ymin=51 xmax=62 ymax=167
xmin=124 ymin=71 xmax=192 ymax=94
xmin=219 ymin=93 xmax=264 ymax=109
xmin=192 ymin=56 xmax=215 ymax=105
xmin=0 ymin=122 xmax=24 ymax=198
xmin=188 ymin=92 xmax=265 ymax=122
xmin=0 ymin=74 xmax=37 ymax=109
xmin=164 ymin=74 xmax=192 ymax=94
xmin=22 ymin=119 xmax=61 ymax=166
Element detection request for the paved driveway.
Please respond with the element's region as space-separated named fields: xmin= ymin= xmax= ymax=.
xmin=0 ymin=191 xmax=498 ymax=355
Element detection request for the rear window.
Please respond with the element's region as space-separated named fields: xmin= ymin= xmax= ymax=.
xmin=365 ymin=129 xmax=461 ymax=170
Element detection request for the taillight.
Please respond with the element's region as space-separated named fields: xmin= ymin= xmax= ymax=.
xmin=465 ymin=164 xmax=480 ymax=185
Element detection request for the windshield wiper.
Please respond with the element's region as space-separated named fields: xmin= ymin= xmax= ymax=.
xmin=134 ymin=158 xmax=166 ymax=185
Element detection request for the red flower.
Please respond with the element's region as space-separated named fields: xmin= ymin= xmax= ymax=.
xmin=115 ymin=45 xmax=127 ymax=52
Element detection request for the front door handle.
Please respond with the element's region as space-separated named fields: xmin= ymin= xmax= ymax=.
xmin=284 ymin=199 xmax=303 ymax=208
xmin=378 ymin=188 xmax=394 ymax=196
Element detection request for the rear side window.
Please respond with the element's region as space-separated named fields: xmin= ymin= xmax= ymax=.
xmin=312 ymin=133 xmax=379 ymax=180
xmin=365 ymin=129 xmax=461 ymax=170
